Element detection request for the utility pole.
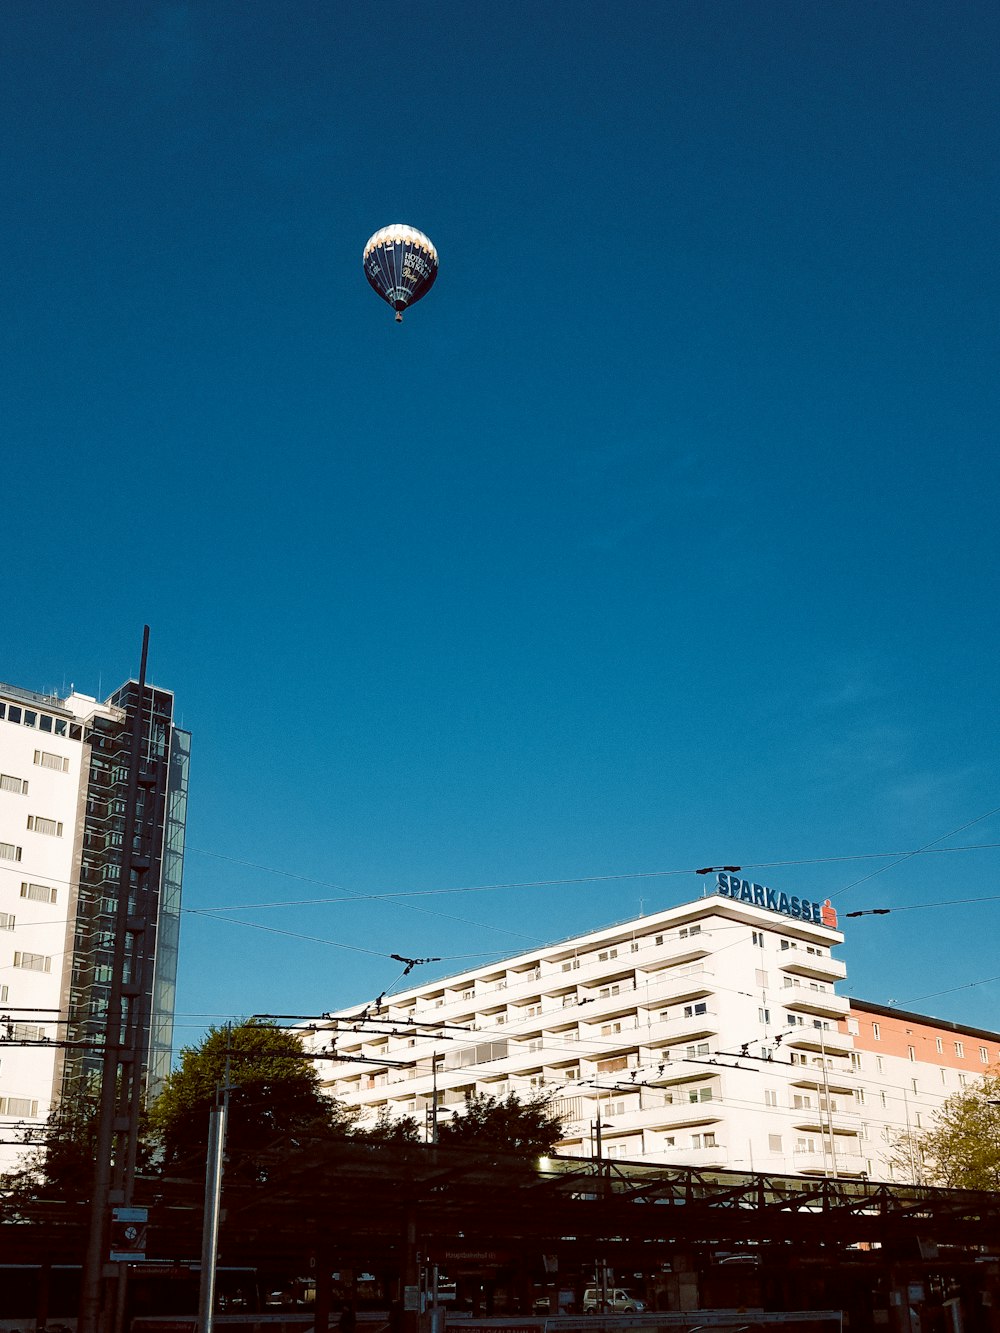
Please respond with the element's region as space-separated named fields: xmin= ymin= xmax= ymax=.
xmin=591 ymin=1119 xmax=610 ymax=1313
xmin=818 ymin=1025 xmax=839 ymax=1179
xmin=81 ymin=627 xmax=165 ymax=1333
xmin=198 ymin=1030 xmax=233 ymax=1333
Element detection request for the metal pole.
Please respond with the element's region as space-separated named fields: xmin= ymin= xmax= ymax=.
xmin=198 ymin=1103 xmax=227 ymax=1333
xmin=198 ymin=1032 xmax=232 ymax=1333
xmin=80 ymin=627 xmax=151 ymax=1333
xmin=431 ymin=1053 xmax=440 ymax=1144
xmin=819 ymin=1025 xmax=838 ymax=1178
xmin=594 ymin=1120 xmax=608 ymax=1314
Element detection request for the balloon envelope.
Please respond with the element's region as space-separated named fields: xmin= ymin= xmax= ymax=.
xmin=364 ymin=224 xmax=438 ymax=322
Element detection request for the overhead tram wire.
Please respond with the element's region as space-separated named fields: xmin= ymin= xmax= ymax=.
xmin=186 ymin=838 xmax=1000 ymax=913
xmin=829 ymin=804 xmax=1000 ymax=900
xmin=846 ymin=892 xmax=1000 ymax=917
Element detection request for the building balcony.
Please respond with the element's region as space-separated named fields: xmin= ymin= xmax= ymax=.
xmin=783 ymin=1026 xmax=853 ymax=1056
xmin=779 ymin=954 xmax=847 ymax=983
xmin=790 ymin=1105 xmax=861 ymax=1134
xmin=790 ymin=1065 xmax=857 ymax=1094
xmin=781 ymin=991 xmax=849 ymax=1020
xmin=792 ymin=1147 xmax=867 ymax=1177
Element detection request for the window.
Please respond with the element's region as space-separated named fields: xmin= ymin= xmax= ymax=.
xmin=603 ymin=1099 xmax=626 ymax=1116
xmin=662 ymin=1135 xmax=675 ymax=1147
xmin=847 ymin=1018 xmax=860 ymax=1035
xmin=876 ymin=1055 xmax=884 ymax=1073
xmin=954 ymin=1041 xmax=964 ymax=1057
xmin=940 ymin=1068 xmax=947 ymax=1084
xmin=654 ymin=934 xmax=664 ymax=946
xmin=20 ymin=882 xmax=57 ymax=904
xmin=959 ymin=1073 xmax=968 ymax=1088
xmin=562 ymin=995 xmax=576 ymax=1008
xmin=764 ymin=1089 xmax=778 ymax=1107
xmin=691 ymin=1132 xmax=716 ymax=1149
xmin=780 ymin=938 xmax=796 ymax=951
xmin=0 ymin=984 xmax=7 ymax=1001
xmin=783 ymin=976 xmax=800 ymax=989
xmin=0 ymin=1097 xmax=39 ymax=1118
xmin=755 ymin=969 xmax=768 ymax=986
xmin=561 ymin=959 xmax=579 ymax=972
xmin=630 ymin=940 xmax=640 ymax=953
xmin=601 ymin=1023 xmax=622 ymax=1037
xmin=598 ymin=948 xmax=618 ymax=962
xmin=793 ymin=1094 xmax=812 ymax=1110
xmin=26 ymin=815 xmax=63 ymax=837
xmin=911 ymin=1079 xmax=918 ymax=1094
xmin=0 ymin=773 xmax=28 ymax=795
xmin=907 ymin=1046 xmax=916 ymax=1061
xmin=752 ymin=931 xmax=765 ymax=947
xmin=915 ymin=1112 xmax=922 ymax=1128
xmin=851 ymin=1052 xmax=863 ymax=1071
xmin=526 ymin=1038 xmax=543 ymax=1053
xmin=981 ymin=1047 xmax=989 ymax=1064
xmin=880 ymin=1091 xmax=887 ymax=1108
xmin=13 ymin=1023 xmax=44 ymax=1041
xmin=0 ymin=842 xmax=23 ymax=863
xmin=768 ymin=1134 xmax=782 ymax=1152
xmin=13 ymin=952 xmax=51 ymax=972
xmin=759 ymin=1008 xmax=771 ymax=1024
xmin=683 ymin=1002 xmax=707 ymax=1018
xmin=685 ymin=1042 xmax=710 ymax=1058
xmin=689 ymin=1087 xmax=712 ymax=1103
xmin=872 ymin=1022 xmax=881 ymax=1040
xmin=0 ymin=912 xmax=14 ymax=930
xmin=33 ymin=750 xmax=69 ymax=773
xmin=856 ymin=1088 xmax=866 ymax=1105
xmin=935 ymin=1037 xmax=944 ymax=1054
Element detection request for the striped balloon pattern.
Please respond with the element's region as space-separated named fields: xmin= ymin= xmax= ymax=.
xmin=363 ymin=225 xmax=439 ymax=323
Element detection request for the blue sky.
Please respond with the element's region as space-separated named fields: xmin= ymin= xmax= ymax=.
xmin=2 ymin=2 xmax=998 ymax=1052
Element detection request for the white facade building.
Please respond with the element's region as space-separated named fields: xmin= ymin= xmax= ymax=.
xmin=0 ymin=677 xmax=189 ymax=1172
xmin=308 ymin=877 xmax=999 ymax=1183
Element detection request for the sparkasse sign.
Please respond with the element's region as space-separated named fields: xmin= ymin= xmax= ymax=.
xmin=715 ymin=871 xmax=838 ymax=929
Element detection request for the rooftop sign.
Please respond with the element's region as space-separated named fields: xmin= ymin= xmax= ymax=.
xmin=715 ymin=872 xmax=838 ymax=929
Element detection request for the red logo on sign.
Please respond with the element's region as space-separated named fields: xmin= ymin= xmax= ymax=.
xmin=821 ymin=898 xmax=838 ymax=928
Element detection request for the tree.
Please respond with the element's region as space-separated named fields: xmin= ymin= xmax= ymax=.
xmin=1 ymin=1078 xmax=155 ymax=1207
xmin=147 ymin=1019 xmax=355 ymax=1172
xmin=436 ymin=1090 xmax=565 ymax=1157
xmin=894 ymin=1067 xmax=1000 ymax=1189
xmin=359 ymin=1105 xmax=422 ymax=1143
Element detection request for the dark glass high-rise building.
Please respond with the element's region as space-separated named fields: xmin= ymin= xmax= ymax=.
xmin=0 ymin=676 xmax=189 ymax=1168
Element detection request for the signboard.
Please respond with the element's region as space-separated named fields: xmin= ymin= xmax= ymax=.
xmin=110 ymin=1205 xmax=148 ymax=1262
xmin=715 ymin=873 xmax=838 ymax=929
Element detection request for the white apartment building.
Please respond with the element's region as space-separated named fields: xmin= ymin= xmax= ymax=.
xmin=0 ymin=677 xmax=189 ymax=1173
xmin=308 ymin=875 xmax=999 ymax=1184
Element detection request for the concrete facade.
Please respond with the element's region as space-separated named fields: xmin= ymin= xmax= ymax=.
xmin=0 ymin=677 xmax=188 ymax=1172
xmin=307 ymin=878 xmax=999 ymax=1183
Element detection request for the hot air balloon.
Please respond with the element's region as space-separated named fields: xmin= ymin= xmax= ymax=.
xmin=363 ymin=224 xmax=438 ymax=323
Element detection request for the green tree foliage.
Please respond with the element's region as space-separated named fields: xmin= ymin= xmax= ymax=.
xmin=148 ymin=1019 xmax=355 ymax=1172
xmin=436 ymin=1090 xmax=565 ymax=1156
xmin=1 ymin=1078 xmax=153 ymax=1207
xmin=896 ymin=1067 xmax=1000 ymax=1189
xmin=359 ymin=1105 xmax=422 ymax=1143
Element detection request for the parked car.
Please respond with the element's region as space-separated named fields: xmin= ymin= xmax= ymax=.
xmin=582 ymin=1288 xmax=645 ymax=1313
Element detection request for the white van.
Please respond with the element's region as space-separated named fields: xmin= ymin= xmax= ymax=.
xmin=582 ymin=1288 xmax=646 ymax=1313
